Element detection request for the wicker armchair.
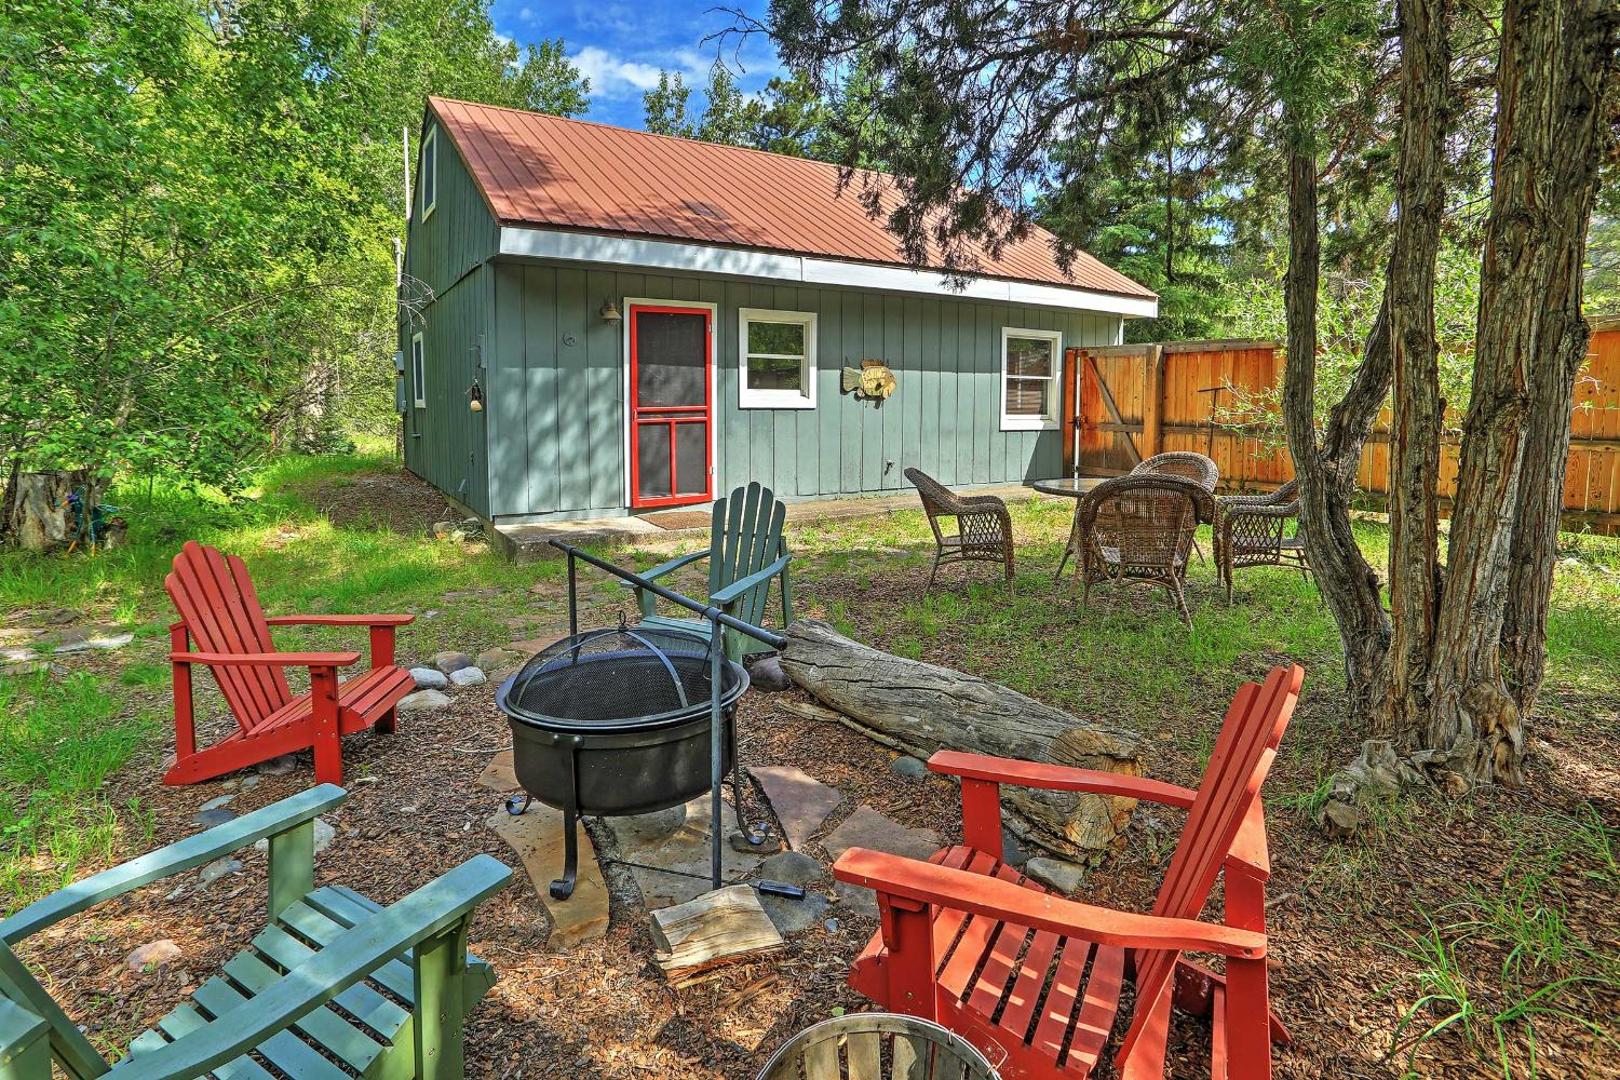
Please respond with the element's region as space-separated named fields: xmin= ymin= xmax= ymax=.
xmin=1216 ymin=479 xmax=1309 ymax=602
xmin=1131 ymin=450 xmax=1220 ymax=491
xmin=1074 ymin=473 xmax=1216 ymax=626
xmin=905 ymin=467 xmax=1015 ymax=590
xmin=1131 ymin=451 xmax=1218 ymax=562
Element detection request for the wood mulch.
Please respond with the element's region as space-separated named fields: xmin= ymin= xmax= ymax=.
xmin=12 ymin=566 xmax=1619 ymax=1079
xmin=299 ymin=467 xmax=461 ymax=534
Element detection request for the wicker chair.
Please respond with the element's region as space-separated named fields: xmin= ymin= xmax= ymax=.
xmin=1131 ymin=452 xmax=1218 ymax=563
xmin=1074 ymin=473 xmax=1216 ymax=626
xmin=1131 ymin=450 xmax=1220 ymax=491
xmin=904 ymin=468 xmax=1015 ymax=590
xmin=1216 ymin=478 xmax=1310 ymax=603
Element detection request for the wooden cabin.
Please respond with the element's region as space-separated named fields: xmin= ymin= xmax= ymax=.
xmin=399 ymin=97 xmax=1156 ymax=524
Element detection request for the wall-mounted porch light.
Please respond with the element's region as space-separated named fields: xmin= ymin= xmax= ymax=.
xmin=599 ymin=300 xmax=623 ymax=324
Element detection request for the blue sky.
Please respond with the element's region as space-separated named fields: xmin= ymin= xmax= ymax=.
xmin=489 ymin=0 xmax=783 ymax=129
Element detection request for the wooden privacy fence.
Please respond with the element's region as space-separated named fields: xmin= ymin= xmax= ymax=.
xmin=1059 ymin=326 xmax=1620 ymax=534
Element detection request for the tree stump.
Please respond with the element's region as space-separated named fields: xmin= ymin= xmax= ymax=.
xmin=2 ymin=470 xmax=110 ymax=551
xmin=779 ymin=619 xmax=1144 ymax=861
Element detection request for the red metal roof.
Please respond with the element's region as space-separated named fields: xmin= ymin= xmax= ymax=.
xmin=428 ymin=97 xmax=1155 ymax=301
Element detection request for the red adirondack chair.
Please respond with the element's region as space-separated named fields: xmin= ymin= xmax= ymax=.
xmin=833 ymin=663 xmax=1304 ymax=1080
xmin=164 ymin=541 xmax=417 ymax=786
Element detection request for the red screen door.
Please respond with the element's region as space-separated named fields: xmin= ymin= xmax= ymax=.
xmin=629 ymin=305 xmax=713 ymax=508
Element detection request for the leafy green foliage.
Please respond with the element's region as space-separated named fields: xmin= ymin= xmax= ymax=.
xmin=0 ymin=0 xmax=588 ymax=495
xmin=642 ymin=61 xmax=892 ymax=167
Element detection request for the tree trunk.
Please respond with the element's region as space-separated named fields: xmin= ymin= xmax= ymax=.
xmin=1428 ymin=0 xmax=1617 ymax=785
xmin=778 ymin=619 xmax=1144 ymax=861
xmin=1498 ymin=0 xmax=1618 ymax=717
xmin=2 ymin=470 xmax=108 ymax=551
xmin=1280 ymin=137 xmax=1390 ymax=718
xmin=1379 ymin=0 xmax=1453 ymax=739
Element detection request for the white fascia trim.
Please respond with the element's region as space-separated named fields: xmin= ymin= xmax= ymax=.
xmin=499 ymin=225 xmax=1158 ymax=319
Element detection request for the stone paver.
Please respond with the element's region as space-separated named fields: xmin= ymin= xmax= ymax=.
xmin=477 ymin=749 xmax=519 ymax=792
xmin=833 ymin=882 xmax=879 ymax=918
xmin=486 ymin=803 xmax=610 ymax=949
xmin=820 ymin=805 xmax=942 ymax=862
xmin=749 ymin=765 xmax=843 ymax=850
xmin=820 ymin=806 xmax=942 ymax=918
xmin=607 ymin=795 xmax=764 ymax=909
xmin=760 ymin=890 xmax=829 ymax=935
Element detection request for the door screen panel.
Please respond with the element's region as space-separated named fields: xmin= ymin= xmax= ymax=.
xmin=630 ymin=307 xmax=712 ymax=508
xmin=635 ymin=312 xmax=707 ymax=407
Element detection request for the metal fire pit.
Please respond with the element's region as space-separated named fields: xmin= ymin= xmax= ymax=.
xmin=497 ymin=543 xmax=785 ymax=900
xmin=497 ymin=625 xmax=749 ymax=897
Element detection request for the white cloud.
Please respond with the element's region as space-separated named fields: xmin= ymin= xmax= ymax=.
xmin=570 ymin=46 xmax=666 ymax=98
xmin=518 ymin=5 xmax=534 ymax=20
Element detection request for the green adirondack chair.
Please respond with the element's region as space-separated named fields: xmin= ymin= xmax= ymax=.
xmin=635 ymin=482 xmax=794 ymax=661
xmin=0 ymin=786 xmax=512 ymax=1080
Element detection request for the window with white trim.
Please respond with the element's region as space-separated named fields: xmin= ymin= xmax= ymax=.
xmin=411 ymin=332 xmax=426 ymax=408
xmin=738 ymin=308 xmax=817 ymax=409
xmin=1000 ymin=327 xmax=1062 ymax=430
xmin=420 ymin=126 xmax=437 ymax=221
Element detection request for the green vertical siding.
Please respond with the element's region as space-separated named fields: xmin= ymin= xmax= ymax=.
xmin=402 ymin=264 xmax=491 ymax=515
xmin=400 ymin=112 xmax=501 ymax=516
xmin=483 ymin=261 xmax=1121 ymax=520
xmin=403 ymin=118 xmax=499 ymax=299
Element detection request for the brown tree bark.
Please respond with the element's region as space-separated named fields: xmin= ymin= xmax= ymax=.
xmin=1498 ymin=0 xmax=1618 ymax=717
xmin=1379 ymin=0 xmax=1453 ymax=738
xmin=778 ymin=619 xmax=1144 ymax=860
xmin=1428 ymin=0 xmax=1618 ymax=785
xmin=1282 ymin=139 xmax=1394 ymax=719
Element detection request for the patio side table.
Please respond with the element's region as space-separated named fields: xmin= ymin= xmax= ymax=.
xmin=1032 ymin=476 xmax=1099 ymax=579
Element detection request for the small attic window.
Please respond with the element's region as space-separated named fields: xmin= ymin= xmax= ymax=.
xmin=420 ymin=126 xmax=437 ymax=221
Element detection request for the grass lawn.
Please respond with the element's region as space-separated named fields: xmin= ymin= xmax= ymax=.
xmin=1 ymin=450 xmax=1616 ymax=1078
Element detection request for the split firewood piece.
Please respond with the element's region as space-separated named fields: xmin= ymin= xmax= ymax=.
xmin=650 ymin=884 xmax=784 ymax=986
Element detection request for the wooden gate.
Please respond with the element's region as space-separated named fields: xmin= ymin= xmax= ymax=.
xmin=1063 ymin=345 xmax=1155 ymax=476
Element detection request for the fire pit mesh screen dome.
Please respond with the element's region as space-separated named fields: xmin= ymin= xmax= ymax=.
xmin=499 ymin=625 xmax=747 ymax=729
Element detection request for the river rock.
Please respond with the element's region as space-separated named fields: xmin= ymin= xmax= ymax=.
xmin=889 ymin=755 xmax=928 ymax=779
xmin=449 ymin=666 xmax=487 ymax=688
xmin=398 ymin=689 xmax=451 ymax=713
xmin=745 ymin=655 xmax=792 ymax=692
xmin=476 ymin=648 xmax=528 ymax=678
xmin=409 ymin=667 xmax=449 ymax=690
xmin=1024 ymin=856 xmax=1086 ymax=896
xmin=127 ymin=940 xmax=182 ymax=972
xmin=431 ymin=651 xmax=473 ymax=674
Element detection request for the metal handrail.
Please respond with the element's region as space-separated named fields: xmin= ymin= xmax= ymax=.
xmin=549 ymin=539 xmax=788 ymax=650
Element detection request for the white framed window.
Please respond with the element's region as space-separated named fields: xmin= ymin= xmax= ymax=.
xmin=1000 ymin=327 xmax=1062 ymax=430
xmin=420 ymin=126 xmax=437 ymax=221
xmin=411 ymin=332 xmax=427 ymax=408
xmin=738 ymin=308 xmax=817 ymax=409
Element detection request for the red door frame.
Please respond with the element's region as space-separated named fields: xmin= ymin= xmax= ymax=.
xmin=628 ymin=303 xmax=714 ymax=509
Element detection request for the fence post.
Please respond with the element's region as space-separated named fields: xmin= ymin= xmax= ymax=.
xmin=1062 ymin=347 xmax=1082 ymax=476
xmin=1142 ymin=344 xmax=1166 ymax=459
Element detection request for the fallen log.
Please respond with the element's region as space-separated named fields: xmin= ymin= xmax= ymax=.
xmin=779 ymin=619 xmax=1143 ymax=861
